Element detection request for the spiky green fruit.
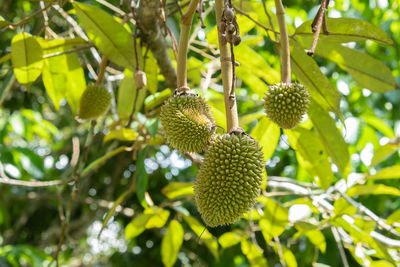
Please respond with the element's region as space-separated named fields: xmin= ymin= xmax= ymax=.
xmin=79 ymin=84 xmax=111 ymax=119
xmin=194 ymin=133 xmax=265 ymax=227
xmin=263 ymin=83 xmax=310 ymax=129
xmin=160 ymin=94 xmax=215 ymax=153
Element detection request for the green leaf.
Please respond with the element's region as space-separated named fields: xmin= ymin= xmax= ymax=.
xmin=73 ymin=2 xmax=136 ymax=70
xmin=181 ymin=215 xmax=219 ymax=259
xmin=143 ymin=207 xmax=170 ymax=228
xmin=40 ymin=37 xmax=88 ymax=53
xmin=363 ymin=116 xmax=396 ymax=139
xmin=218 ymin=231 xmax=244 ymax=248
xmin=250 ymin=117 xmax=280 ymax=161
xmin=290 ymin=40 xmax=341 ymax=116
xmin=354 ymin=217 xmax=376 ymax=234
xmin=367 ymin=166 xmax=400 ymax=180
xmin=285 ymin=127 xmax=334 ymax=189
xmin=386 ymin=210 xmax=400 ymax=225
xmin=370 ymin=261 xmax=396 ymax=267
xmin=136 ymin=147 xmax=149 ymax=208
xmin=241 ymin=240 xmax=269 ymax=267
xmin=347 ymin=184 xmax=400 ymax=197
xmin=235 ymin=44 xmax=280 ymax=94
xmin=161 ymin=220 xmax=184 ymax=267
xmin=118 ymin=69 xmax=147 ymax=119
xmin=371 ymin=143 xmax=399 ymax=167
xmin=42 ymin=51 xmax=86 ymax=114
xmin=259 ymin=197 xmax=289 ymax=243
xmin=313 ymin=40 xmax=395 ymax=92
xmin=161 ymin=182 xmax=194 ymax=199
xmin=295 ymin=18 xmax=393 ymax=46
xmin=11 ymin=33 xmax=43 ymax=85
xmin=125 ymin=213 xmax=153 ymax=239
xmin=144 ymin=89 xmax=172 ymax=112
xmin=333 ymin=198 xmax=357 ymax=216
xmin=103 ymin=128 xmax=139 ymax=143
xmin=294 ymin=223 xmax=326 ymax=253
xmin=144 ymin=51 xmax=159 ymax=94
xmin=272 ymin=244 xmax=297 ymax=267
xmin=309 ymin=101 xmax=350 ymax=177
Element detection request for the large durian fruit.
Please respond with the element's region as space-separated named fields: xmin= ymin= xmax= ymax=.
xmin=160 ymin=93 xmax=216 ymax=153
xmin=79 ymin=84 xmax=111 ymax=120
xmin=263 ymin=82 xmax=310 ymax=129
xmin=194 ymin=133 xmax=265 ymax=227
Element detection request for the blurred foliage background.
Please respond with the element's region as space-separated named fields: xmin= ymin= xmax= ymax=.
xmin=0 ymin=0 xmax=399 ymax=266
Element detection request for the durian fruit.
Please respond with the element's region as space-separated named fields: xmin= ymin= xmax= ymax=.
xmin=79 ymin=84 xmax=111 ymax=120
xmin=194 ymin=133 xmax=265 ymax=227
xmin=160 ymin=93 xmax=215 ymax=153
xmin=263 ymin=83 xmax=310 ymax=129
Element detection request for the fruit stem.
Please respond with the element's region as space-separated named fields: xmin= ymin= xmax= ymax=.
xmin=274 ymin=0 xmax=291 ymax=84
xmin=215 ymin=0 xmax=239 ymax=132
xmin=176 ymin=0 xmax=200 ymax=90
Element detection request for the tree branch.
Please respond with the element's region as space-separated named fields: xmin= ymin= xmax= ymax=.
xmin=215 ymin=0 xmax=239 ymax=132
xmin=137 ymin=0 xmax=177 ymax=89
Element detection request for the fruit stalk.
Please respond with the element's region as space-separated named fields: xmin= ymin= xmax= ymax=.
xmin=176 ymin=0 xmax=200 ymax=90
xmin=215 ymin=0 xmax=239 ymax=132
xmin=274 ymin=0 xmax=291 ymax=84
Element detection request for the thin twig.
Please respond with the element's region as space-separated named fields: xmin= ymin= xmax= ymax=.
xmin=42 ymin=45 xmax=93 ymax=59
xmin=274 ymin=236 xmax=287 ymax=267
xmin=96 ymin=57 xmax=108 ymax=84
xmin=307 ymin=0 xmax=329 ymax=56
xmin=9 ymin=1 xmax=54 ymax=29
xmin=331 ymin=227 xmax=350 ymax=267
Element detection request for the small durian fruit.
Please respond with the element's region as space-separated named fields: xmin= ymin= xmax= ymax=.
xmin=160 ymin=93 xmax=215 ymax=153
xmin=194 ymin=133 xmax=265 ymax=227
xmin=79 ymin=84 xmax=111 ymax=120
xmin=263 ymin=82 xmax=310 ymax=129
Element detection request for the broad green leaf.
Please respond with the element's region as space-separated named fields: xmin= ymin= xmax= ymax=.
xmin=144 ymin=207 xmax=170 ymax=229
xmin=82 ymin=146 xmax=128 ymax=177
xmin=259 ymin=197 xmax=289 ymax=243
xmin=239 ymin=111 xmax=265 ymax=128
xmin=136 ymin=147 xmax=149 ymax=208
xmin=181 ymin=215 xmax=219 ymax=259
xmin=125 ymin=213 xmax=153 ymax=239
xmin=283 ymin=198 xmax=320 ymax=214
xmin=354 ymin=217 xmax=376 ymax=234
xmin=118 ymin=69 xmax=147 ymax=119
xmin=295 ymin=18 xmax=393 ymax=46
xmin=208 ymin=101 xmax=227 ymax=131
xmin=11 ymin=33 xmax=43 ymax=85
xmin=73 ymin=2 xmax=136 ymax=70
xmin=187 ymin=57 xmax=205 ymax=86
xmin=370 ymin=261 xmax=395 ymax=267
xmin=273 ymin=244 xmax=297 ymax=267
xmin=144 ymin=89 xmax=172 ymax=112
xmin=367 ymin=166 xmax=400 ymax=180
xmin=313 ymin=41 xmax=395 ymax=92
xmin=144 ymin=51 xmax=159 ymax=94
xmin=371 ymin=143 xmax=399 ymax=167
xmin=42 ymin=52 xmax=85 ymax=113
xmin=103 ymin=128 xmax=139 ymax=143
xmin=333 ymin=198 xmax=357 ymax=216
xmin=40 ymin=37 xmax=88 ymax=52
xmin=294 ymin=222 xmax=326 ymax=253
xmin=161 ymin=220 xmax=184 ymax=267
xmin=386 ymin=210 xmax=400 ymax=225
xmin=357 ymin=125 xmax=379 ymax=152
xmin=285 ymin=127 xmax=334 ymax=189
xmin=290 ymin=40 xmax=341 ymax=116
xmin=235 ymin=44 xmax=280 ymax=91
xmin=218 ymin=231 xmax=244 ymax=248
xmin=309 ymin=101 xmax=350 ymax=177
xmin=363 ymin=116 xmax=396 ymax=139
xmin=250 ymin=117 xmax=280 ymax=161
xmin=241 ymin=240 xmax=269 ymax=267
xmin=347 ymin=184 xmax=400 ymax=197
xmin=161 ymin=182 xmax=194 ymax=199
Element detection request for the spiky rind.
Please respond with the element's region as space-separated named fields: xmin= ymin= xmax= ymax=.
xmin=79 ymin=84 xmax=111 ymax=119
xmin=194 ymin=133 xmax=265 ymax=227
xmin=160 ymin=94 xmax=215 ymax=153
xmin=263 ymin=83 xmax=310 ymax=129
